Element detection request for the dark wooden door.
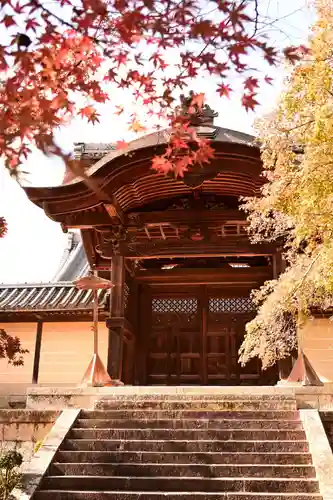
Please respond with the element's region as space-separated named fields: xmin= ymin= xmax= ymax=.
xmin=145 ymin=290 xmax=277 ymax=385
xmin=148 ymin=296 xmax=201 ymax=384
xmin=207 ymin=297 xmax=259 ymax=384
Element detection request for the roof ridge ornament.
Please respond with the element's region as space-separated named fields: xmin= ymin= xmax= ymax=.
xmin=177 ymin=91 xmax=218 ymax=137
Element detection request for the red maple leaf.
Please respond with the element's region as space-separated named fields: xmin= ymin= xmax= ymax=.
xmin=116 ymin=140 xmax=129 ymax=150
xmin=129 ymin=120 xmax=146 ymax=133
xmin=152 ymin=155 xmax=173 ymax=174
xmin=284 ymin=45 xmax=309 ymax=64
xmin=243 ymin=76 xmax=259 ymax=93
xmin=79 ymin=105 xmax=100 ymax=123
xmin=174 ymin=155 xmax=192 ymax=177
xmin=115 ymin=105 xmax=124 ymax=115
xmin=264 ymin=75 xmax=273 ymax=85
xmin=13 ymin=2 xmax=25 ymax=14
xmin=115 ymin=52 xmax=128 ymax=66
xmin=229 ymin=3 xmax=251 ymax=27
xmin=242 ymin=93 xmax=259 ymax=112
xmin=191 ymin=20 xmax=215 ymax=38
xmin=26 ymin=18 xmax=40 ymax=32
xmin=3 ymin=15 xmax=16 ymax=28
xmin=262 ymin=45 xmax=278 ymax=66
xmin=217 ymin=83 xmax=232 ymax=98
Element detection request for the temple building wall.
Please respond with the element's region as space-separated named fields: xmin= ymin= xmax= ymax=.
xmin=0 ymin=323 xmax=36 ymax=385
xmin=0 ymin=322 xmax=108 ymax=400
xmin=38 ymin=322 xmax=108 ymax=384
xmin=302 ymin=318 xmax=333 ymax=383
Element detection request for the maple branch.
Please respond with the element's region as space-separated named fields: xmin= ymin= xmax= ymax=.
xmin=292 ymin=251 xmax=322 ymax=301
xmin=253 ymin=0 xmax=259 ymax=35
xmin=29 ymin=0 xmax=111 ymax=46
xmin=30 ymin=0 xmax=76 ymax=32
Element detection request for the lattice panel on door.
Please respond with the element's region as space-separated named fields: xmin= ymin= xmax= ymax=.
xmin=152 ymin=298 xmax=197 ymax=314
xmin=209 ymin=297 xmax=254 ymax=314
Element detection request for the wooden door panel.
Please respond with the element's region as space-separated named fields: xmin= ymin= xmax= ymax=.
xmin=207 ymin=297 xmax=257 ymax=384
xmin=148 ymin=297 xmax=200 ymax=384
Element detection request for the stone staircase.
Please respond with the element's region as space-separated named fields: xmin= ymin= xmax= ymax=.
xmin=34 ymin=393 xmax=322 ymax=500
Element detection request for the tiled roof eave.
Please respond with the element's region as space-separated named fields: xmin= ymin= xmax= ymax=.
xmin=0 ymin=283 xmax=110 ymax=312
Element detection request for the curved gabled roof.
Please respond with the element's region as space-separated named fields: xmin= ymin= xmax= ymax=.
xmin=24 ymin=126 xmax=261 ymax=218
xmin=22 ymin=126 xmax=263 ymax=271
xmin=65 ymin=127 xmax=256 ymax=185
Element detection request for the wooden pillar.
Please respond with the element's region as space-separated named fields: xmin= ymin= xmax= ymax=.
xmin=107 ymin=256 xmax=125 ymax=380
xmin=134 ymin=284 xmax=150 ymax=384
xmin=32 ymin=320 xmax=43 ymax=384
xmin=199 ymin=286 xmax=208 ymax=385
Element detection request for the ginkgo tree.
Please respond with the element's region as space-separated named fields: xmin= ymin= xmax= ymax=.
xmin=239 ymin=0 xmax=333 ymax=370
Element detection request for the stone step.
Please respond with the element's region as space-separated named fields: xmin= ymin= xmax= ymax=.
xmin=40 ymin=476 xmax=319 ymax=493
xmin=34 ymin=491 xmax=323 ymax=500
xmin=68 ymin=428 xmax=306 ymax=441
xmin=93 ymin=400 xmax=296 ymax=411
xmin=49 ymin=463 xmax=316 ymax=479
xmin=80 ymin=410 xmax=300 ymax=420
xmin=94 ymin=393 xmax=295 ymax=400
xmin=54 ymin=451 xmax=314 ymax=465
xmin=75 ymin=418 xmax=303 ymax=430
xmin=62 ymin=439 xmax=309 ymax=453
xmin=93 ymin=394 xmax=296 ymax=405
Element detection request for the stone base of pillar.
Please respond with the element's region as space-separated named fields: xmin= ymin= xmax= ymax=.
xmin=284 ymin=349 xmax=323 ymax=386
xmin=79 ymin=353 xmax=123 ymax=388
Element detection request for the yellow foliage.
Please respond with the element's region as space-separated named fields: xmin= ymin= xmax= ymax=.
xmin=240 ymin=0 xmax=333 ymax=368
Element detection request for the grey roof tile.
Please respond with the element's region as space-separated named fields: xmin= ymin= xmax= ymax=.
xmin=0 ymin=282 xmax=109 ymax=312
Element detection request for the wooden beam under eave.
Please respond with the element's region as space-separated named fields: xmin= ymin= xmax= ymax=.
xmin=62 ymin=208 xmax=247 ymax=229
xmin=135 ymin=267 xmax=272 ymax=284
xmin=104 ymin=195 xmax=125 ymax=223
xmin=128 ymin=209 xmax=246 ymax=226
xmin=63 ymin=211 xmax=111 ymax=228
xmin=98 ymin=238 xmax=277 ymax=259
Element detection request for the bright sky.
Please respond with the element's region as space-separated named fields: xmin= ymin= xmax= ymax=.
xmin=0 ymin=0 xmax=315 ymax=284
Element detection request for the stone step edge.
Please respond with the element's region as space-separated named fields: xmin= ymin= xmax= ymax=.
xmin=51 ymin=462 xmax=315 ymax=468
xmin=33 ymin=491 xmax=323 ymax=500
xmin=76 ymin=419 xmax=302 ymax=422
xmin=79 ymin=407 xmax=300 ymax=416
xmin=63 ymin=439 xmax=309 ymax=443
xmin=71 ymin=427 xmax=305 ymax=431
xmin=31 ymin=490 xmax=322 ymax=500
xmin=55 ymin=451 xmax=313 ymax=456
xmin=82 ymin=410 xmax=300 ymax=414
xmin=49 ymin=463 xmax=316 ymax=476
xmin=94 ymin=402 xmax=296 ymax=406
xmin=82 ymin=411 xmax=300 ymax=417
xmin=45 ymin=476 xmax=318 ymax=482
xmin=94 ymin=394 xmax=296 ymax=399
xmin=94 ymin=400 xmax=296 ymax=404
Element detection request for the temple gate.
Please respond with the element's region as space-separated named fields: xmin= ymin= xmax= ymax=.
xmin=24 ymin=107 xmax=283 ymax=385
